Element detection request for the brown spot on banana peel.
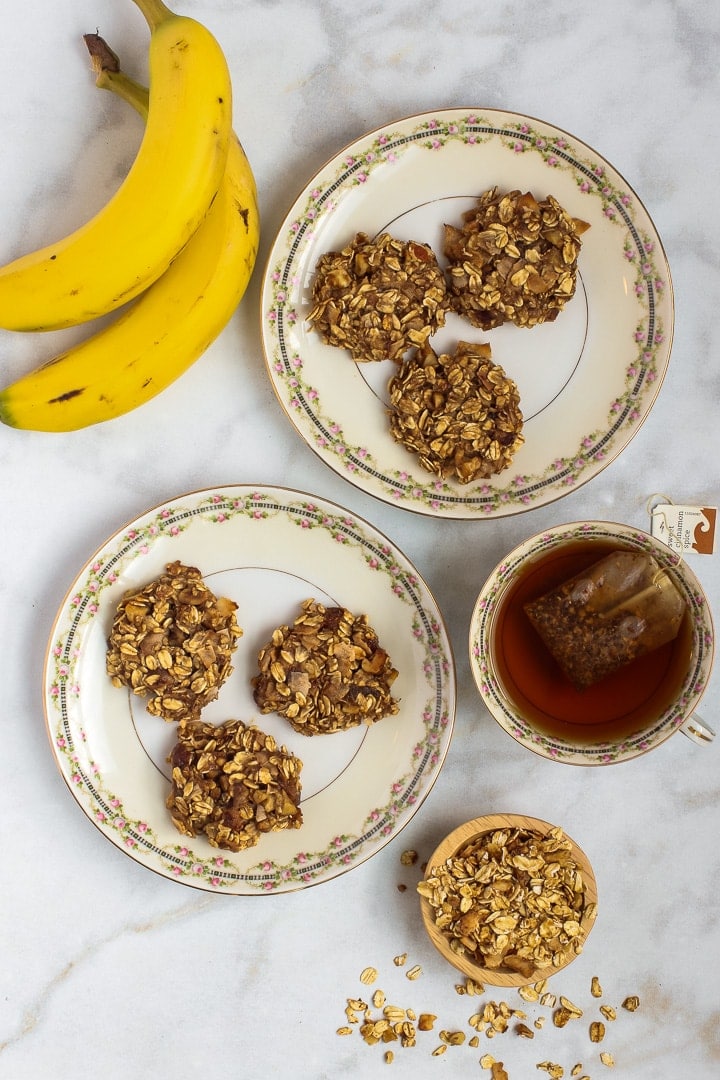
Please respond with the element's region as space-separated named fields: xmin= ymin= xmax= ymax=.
xmin=48 ymin=388 xmax=86 ymax=404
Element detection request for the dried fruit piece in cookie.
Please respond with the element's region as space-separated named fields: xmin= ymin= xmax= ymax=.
xmin=443 ymin=187 xmax=590 ymax=329
xmin=252 ymin=598 xmax=400 ymax=734
xmin=106 ymin=560 xmax=242 ymax=722
xmin=388 ymin=340 xmax=524 ymax=483
xmin=166 ymin=718 xmax=303 ymax=851
xmin=307 ymin=231 xmax=448 ymax=362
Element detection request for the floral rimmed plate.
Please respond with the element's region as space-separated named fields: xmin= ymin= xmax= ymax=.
xmin=261 ymin=108 xmax=673 ymax=518
xmin=44 ymin=486 xmax=456 ymax=893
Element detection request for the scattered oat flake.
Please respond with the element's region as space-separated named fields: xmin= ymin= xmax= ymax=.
xmin=336 ymin=1026 xmax=352 ymax=1036
xmin=393 ymin=953 xmax=407 ymax=967
xmin=384 ymin=1050 xmax=394 ymax=1064
xmin=589 ymin=1020 xmax=606 ymax=1043
xmin=418 ymin=1013 xmax=436 ymax=1031
xmin=405 ymin=964 xmax=422 ymax=980
xmin=469 ymin=1035 xmax=480 ymax=1048
xmin=431 ymin=1044 xmax=447 ymax=1056
xmin=571 ymin=1067 xmax=583 ymax=1078
xmin=622 ymin=995 xmax=640 ymax=1012
xmin=516 ymin=1022 xmax=535 ymax=1039
xmin=591 ymin=976 xmax=603 ymax=998
xmin=600 ymin=1005 xmax=617 ymax=1022
xmin=491 ymin=1064 xmax=510 ymax=1080
xmin=600 ymin=1051 xmax=616 ymax=1067
xmin=359 ymin=967 xmax=378 ymax=985
xmin=537 ymin=1064 xmax=565 ymax=1079
xmin=480 ymin=1054 xmax=497 ymax=1069
xmin=400 ymin=849 xmax=418 ymax=865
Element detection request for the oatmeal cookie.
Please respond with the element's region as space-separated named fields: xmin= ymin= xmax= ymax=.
xmin=252 ymin=598 xmax=400 ymax=734
xmin=443 ymin=188 xmax=589 ymax=329
xmin=106 ymin=560 xmax=242 ymax=722
xmin=388 ymin=339 xmax=524 ymax=483
xmin=166 ymin=718 xmax=303 ymax=852
xmin=307 ymin=231 xmax=448 ymax=362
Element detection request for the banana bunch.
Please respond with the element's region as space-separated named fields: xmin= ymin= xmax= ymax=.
xmin=0 ymin=0 xmax=259 ymax=431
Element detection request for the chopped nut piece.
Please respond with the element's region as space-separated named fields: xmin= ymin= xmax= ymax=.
xmin=166 ymin=718 xmax=302 ymax=851
xmin=440 ymin=1030 xmax=465 ymax=1046
xmin=418 ymin=824 xmax=592 ymax=975
xmin=599 ymin=1051 xmax=616 ymax=1067
xmin=400 ymin=849 xmax=418 ymax=865
xmin=599 ymin=1005 xmax=617 ymax=1022
xmin=536 ymin=1063 xmax=565 ymax=1078
xmin=443 ymin=187 xmax=589 ymax=329
xmin=591 ymin=976 xmax=603 ymax=998
xmin=622 ymin=996 xmax=640 ymax=1012
xmin=359 ymin=967 xmax=378 ymax=985
xmin=388 ymin=340 xmax=524 ymax=483
xmin=590 ymin=1021 xmax=606 ymax=1043
xmin=307 ymin=231 xmax=448 ymax=362
xmin=253 ymin=599 xmax=399 ymax=734
xmin=106 ymin=561 xmax=242 ymax=722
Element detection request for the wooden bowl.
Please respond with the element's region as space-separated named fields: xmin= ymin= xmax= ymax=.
xmin=419 ymin=813 xmax=598 ymax=987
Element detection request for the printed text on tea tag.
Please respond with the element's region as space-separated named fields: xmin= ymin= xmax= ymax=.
xmin=649 ymin=498 xmax=717 ymax=555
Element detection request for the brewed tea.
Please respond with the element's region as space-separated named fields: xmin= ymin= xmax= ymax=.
xmin=492 ymin=540 xmax=693 ymax=744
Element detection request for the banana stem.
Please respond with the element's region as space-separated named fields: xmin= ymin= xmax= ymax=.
xmin=130 ymin=0 xmax=173 ymax=31
xmin=84 ymin=35 xmax=150 ymax=120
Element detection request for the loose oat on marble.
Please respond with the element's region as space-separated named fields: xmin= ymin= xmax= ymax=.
xmin=252 ymin=598 xmax=399 ymax=735
xmin=106 ymin=560 xmax=242 ymax=722
xmin=388 ymin=339 xmax=524 ymax=483
xmin=443 ymin=187 xmax=590 ymax=329
xmin=307 ymin=230 xmax=449 ymax=362
xmin=166 ymin=717 xmax=302 ymax=851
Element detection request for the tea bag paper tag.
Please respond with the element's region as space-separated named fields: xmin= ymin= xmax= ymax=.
xmin=649 ymin=496 xmax=717 ymax=555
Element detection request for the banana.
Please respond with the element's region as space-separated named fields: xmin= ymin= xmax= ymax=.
xmin=0 ymin=0 xmax=232 ymax=332
xmin=0 ymin=51 xmax=259 ymax=432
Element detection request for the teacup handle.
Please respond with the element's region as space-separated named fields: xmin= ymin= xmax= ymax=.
xmin=679 ymin=713 xmax=715 ymax=745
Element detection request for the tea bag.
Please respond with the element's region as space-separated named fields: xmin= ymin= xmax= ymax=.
xmin=524 ymin=550 xmax=687 ymax=690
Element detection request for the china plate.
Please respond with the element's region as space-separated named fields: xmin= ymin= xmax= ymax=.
xmin=261 ymin=108 xmax=673 ymax=518
xmin=44 ymin=486 xmax=455 ymax=893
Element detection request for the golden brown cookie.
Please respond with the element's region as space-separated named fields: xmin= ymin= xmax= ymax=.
xmin=166 ymin=718 xmax=303 ymax=852
xmin=307 ymin=231 xmax=448 ymax=362
xmin=106 ymin=560 xmax=242 ymax=722
xmin=388 ymin=340 xmax=524 ymax=482
xmin=443 ymin=188 xmax=589 ymax=329
xmin=252 ymin=599 xmax=399 ymax=734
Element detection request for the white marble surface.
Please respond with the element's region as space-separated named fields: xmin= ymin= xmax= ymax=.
xmin=1 ymin=1 xmax=719 ymax=1077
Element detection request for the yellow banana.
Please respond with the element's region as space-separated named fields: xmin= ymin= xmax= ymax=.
xmin=0 ymin=54 xmax=259 ymax=431
xmin=0 ymin=0 xmax=232 ymax=332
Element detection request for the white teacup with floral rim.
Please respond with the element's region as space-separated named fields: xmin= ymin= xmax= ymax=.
xmin=469 ymin=521 xmax=714 ymax=765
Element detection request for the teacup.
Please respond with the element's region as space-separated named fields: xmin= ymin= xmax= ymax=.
xmin=469 ymin=521 xmax=715 ymax=765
